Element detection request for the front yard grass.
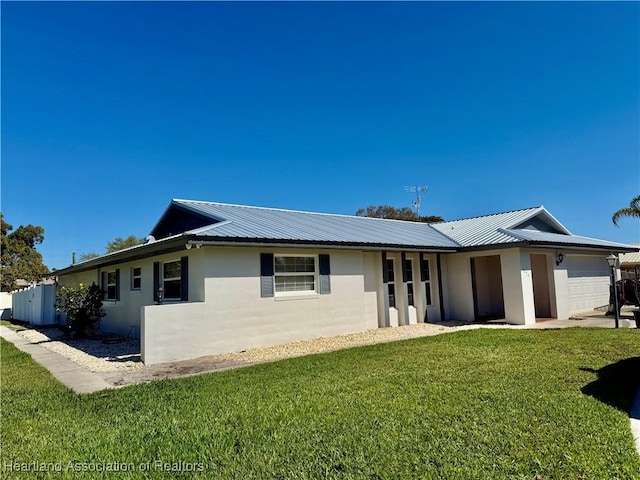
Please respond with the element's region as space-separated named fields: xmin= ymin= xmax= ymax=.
xmin=2 ymin=328 xmax=639 ymax=479
xmin=0 ymin=319 xmax=29 ymax=331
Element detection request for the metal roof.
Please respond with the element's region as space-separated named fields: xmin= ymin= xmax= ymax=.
xmin=52 ymin=199 xmax=637 ymax=276
xmin=173 ymin=199 xmax=459 ymax=249
xmin=501 ymin=229 xmax=636 ymax=250
xmin=430 ymin=206 xmax=556 ymax=247
xmin=620 ymin=246 xmax=640 ymax=265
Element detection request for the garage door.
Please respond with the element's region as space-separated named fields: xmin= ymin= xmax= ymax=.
xmin=566 ymin=255 xmax=610 ymax=314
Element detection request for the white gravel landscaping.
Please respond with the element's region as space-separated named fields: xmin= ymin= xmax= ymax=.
xmin=13 ymin=307 xmax=624 ymax=384
xmin=17 ymin=327 xmax=142 ymax=373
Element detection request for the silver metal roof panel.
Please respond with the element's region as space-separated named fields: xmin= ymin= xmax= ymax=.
xmin=431 ymin=207 xmax=546 ymax=247
xmin=502 ymin=229 xmax=638 ymax=250
xmin=176 ymin=199 xmax=460 ymax=248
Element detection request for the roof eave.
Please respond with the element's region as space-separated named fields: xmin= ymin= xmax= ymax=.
xmin=458 ymin=240 xmax=637 ymax=254
xmin=53 ymin=235 xmax=189 ymax=276
xmin=187 ymin=237 xmax=459 ymax=252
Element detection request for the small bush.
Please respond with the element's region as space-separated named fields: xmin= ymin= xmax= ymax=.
xmin=55 ymin=283 xmax=105 ymax=337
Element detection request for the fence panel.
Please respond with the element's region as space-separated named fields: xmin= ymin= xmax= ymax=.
xmin=11 ymin=285 xmax=57 ymax=325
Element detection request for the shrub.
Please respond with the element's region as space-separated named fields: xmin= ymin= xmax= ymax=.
xmin=55 ymin=283 xmax=105 ymax=337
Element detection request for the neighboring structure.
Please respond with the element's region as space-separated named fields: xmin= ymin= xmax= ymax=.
xmin=0 ymin=292 xmax=12 ymax=320
xmin=620 ymin=246 xmax=640 ymax=280
xmin=52 ymin=199 xmax=638 ymax=364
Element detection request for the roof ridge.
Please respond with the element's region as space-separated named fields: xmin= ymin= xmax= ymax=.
xmin=437 ymin=206 xmax=543 ymax=224
xmin=173 ymin=198 xmax=444 ymax=226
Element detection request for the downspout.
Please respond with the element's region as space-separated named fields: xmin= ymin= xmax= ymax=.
xmin=437 ymin=253 xmax=445 ymax=322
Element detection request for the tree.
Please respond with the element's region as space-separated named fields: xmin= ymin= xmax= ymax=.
xmin=106 ymin=235 xmax=145 ymax=253
xmin=356 ymin=205 xmax=444 ymax=223
xmin=55 ymin=283 xmax=105 ymax=337
xmin=0 ymin=213 xmax=49 ymax=291
xmin=78 ymin=252 xmax=100 ymax=262
xmin=612 ymin=195 xmax=640 ymax=226
xmin=77 ymin=235 xmax=144 ymax=263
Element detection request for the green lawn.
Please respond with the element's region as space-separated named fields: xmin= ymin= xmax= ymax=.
xmin=2 ymin=328 xmax=640 ymax=479
xmin=0 ymin=319 xmax=28 ymax=331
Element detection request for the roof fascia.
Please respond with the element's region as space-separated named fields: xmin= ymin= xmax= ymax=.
xmin=186 ymin=238 xmax=458 ymax=253
xmin=147 ymin=200 xmax=178 ymax=238
xmin=456 ymin=240 xmax=637 ymax=254
xmin=54 ymin=235 xmax=189 ymax=276
xmin=509 ymin=207 xmax=571 ymax=235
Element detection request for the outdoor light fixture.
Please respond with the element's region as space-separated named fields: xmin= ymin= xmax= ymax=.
xmin=556 ymin=252 xmax=564 ymax=265
xmin=606 ymin=254 xmax=620 ymax=328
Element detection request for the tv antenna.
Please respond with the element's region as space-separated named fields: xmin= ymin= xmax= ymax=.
xmin=404 ymin=185 xmax=428 ymax=216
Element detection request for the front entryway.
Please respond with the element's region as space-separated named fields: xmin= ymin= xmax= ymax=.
xmin=470 ymin=255 xmax=505 ymax=321
xmin=531 ymin=254 xmax=553 ymax=319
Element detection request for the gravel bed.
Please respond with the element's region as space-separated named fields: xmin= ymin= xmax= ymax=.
xmin=206 ymin=322 xmax=506 ymax=364
xmin=103 ymin=322 xmax=502 ymax=386
xmin=17 ymin=327 xmax=142 ymax=373
xmin=16 ymin=322 xmax=517 ymax=382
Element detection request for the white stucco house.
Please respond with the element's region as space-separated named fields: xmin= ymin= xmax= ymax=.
xmin=52 ymin=199 xmax=637 ymax=364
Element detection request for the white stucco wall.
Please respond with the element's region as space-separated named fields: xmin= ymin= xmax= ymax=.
xmin=443 ymin=253 xmax=475 ymax=322
xmin=444 ymin=248 xmax=536 ymax=325
xmin=58 ymin=248 xmax=208 ymax=337
xmin=500 ymin=249 xmax=536 ymax=325
xmin=553 ymin=266 xmax=571 ymax=319
xmin=141 ymin=247 xmax=379 ymax=364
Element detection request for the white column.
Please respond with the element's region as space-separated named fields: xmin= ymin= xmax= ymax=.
xmin=501 ymin=249 xmax=536 ymax=325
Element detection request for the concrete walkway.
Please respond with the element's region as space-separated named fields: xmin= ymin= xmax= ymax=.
xmin=0 ymin=326 xmax=114 ymax=394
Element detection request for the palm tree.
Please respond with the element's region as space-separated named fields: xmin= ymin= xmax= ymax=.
xmin=612 ymin=194 xmax=640 ymax=226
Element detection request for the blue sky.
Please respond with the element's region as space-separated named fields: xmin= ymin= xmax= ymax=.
xmin=2 ymin=1 xmax=639 ymax=270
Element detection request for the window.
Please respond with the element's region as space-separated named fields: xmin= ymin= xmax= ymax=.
xmin=163 ymin=260 xmax=182 ymax=300
xmin=386 ymin=259 xmax=396 ymax=308
xmin=421 ymin=256 xmax=432 ymax=306
xmin=102 ymin=269 xmax=119 ymax=301
xmin=131 ymin=267 xmax=141 ymax=290
xmin=260 ymin=253 xmax=330 ymax=298
xmin=153 ymin=257 xmax=188 ymax=303
xmin=274 ymin=256 xmax=316 ymax=293
xmin=404 ymin=258 xmax=414 ymax=306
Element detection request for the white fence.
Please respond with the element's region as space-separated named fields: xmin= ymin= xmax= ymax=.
xmin=11 ymin=284 xmax=58 ymax=325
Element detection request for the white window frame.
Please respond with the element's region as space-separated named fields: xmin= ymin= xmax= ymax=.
xmin=105 ymin=270 xmax=117 ymax=301
xmin=162 ymin=260 xmax=182 ymax=301
xmin=131 ymin=266 xmax=142 ymax=291
xmin=274 ymin=254 xmax=318 ymax=297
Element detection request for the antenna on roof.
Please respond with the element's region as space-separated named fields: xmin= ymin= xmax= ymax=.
xmin=404 ymin=185 xmax=428 ymax=216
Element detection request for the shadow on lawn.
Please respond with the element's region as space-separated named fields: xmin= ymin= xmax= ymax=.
xmin=581 ymin=357 xmax=640 ymax=415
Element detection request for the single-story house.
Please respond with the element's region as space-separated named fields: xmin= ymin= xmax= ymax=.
xmin=53 ymin=199 xmax=638 ymax=364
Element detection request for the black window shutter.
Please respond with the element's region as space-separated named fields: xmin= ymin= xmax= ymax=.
xmin=153 ymin=262 xmax=160 ymax=302
xmin=382 ymin=252 xmax=388 ymax=283
xmin=115 ymin=268 xmax=121 ymax=301
xmin=101 ymin=272 xmax=108 ymax=300
xmin=260 ymin=253 xmax=274 ymax=298
xmin=420 ymin=253 xmax=429 ymax=282
xmin=401 ymin=252 xmax=408 ymax=283
xmin=319 ymin=254 xmax=331 ymax=294
xmin=180 ymin=256 xmax=189 ymax=301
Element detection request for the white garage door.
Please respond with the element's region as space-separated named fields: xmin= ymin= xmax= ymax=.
xmin=566 ymin=255 xmax=610 ymax=314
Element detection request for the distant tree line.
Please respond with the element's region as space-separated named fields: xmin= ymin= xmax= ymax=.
xmin=78 ymin=235 xmax=145 ymax=262
xmin=356 ymin=205 xmax=444 ymax=223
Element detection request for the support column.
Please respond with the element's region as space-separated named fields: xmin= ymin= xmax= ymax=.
xmin=501 ymin=248 xmax=536 ymax=325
